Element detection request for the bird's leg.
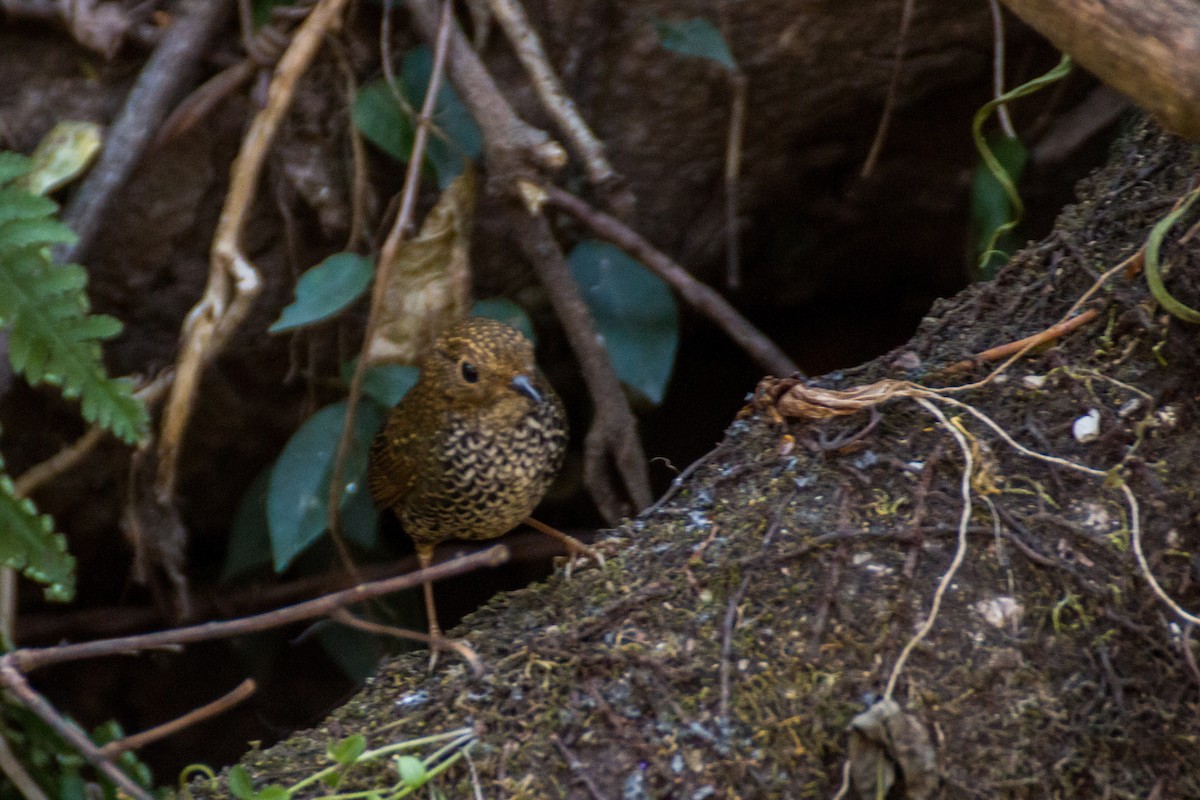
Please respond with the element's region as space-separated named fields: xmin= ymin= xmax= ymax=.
xmin=523 ymin=516 xmax=605 ymax=577
xmin=416 ymin=544 xmax=444 ymax=671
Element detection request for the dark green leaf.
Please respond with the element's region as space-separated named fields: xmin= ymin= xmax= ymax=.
xmin=341 ymin=360 xmax=421 ymax=408
xmin=970 ymin=133 xmax=1027 ymax=278
xmin=269 ymin=253 xmax=373 ymax=333
xmin=655 ymin=18 xmax=736 ymax=70
xmin=267 ymin=400 xmax=384 ymax=571
xmin=401 ymin=46 xmax=483 ymax=187
xmin=568 ymin=240 xmax=679 ymax=405
xmin=971 ymin=54 xmax=1071 ymax=277
xmin=471 ymin=297 xmax=534 ymax=342
xmin=353 ymin=80 xmax=417 ymax=162
xmin=328 ymin=734 xmax=368 ymax=765
xmin=222 ymin=468 xmax=273 ymax=581
xmin=317 ymin=622 xmax=386 ymax=683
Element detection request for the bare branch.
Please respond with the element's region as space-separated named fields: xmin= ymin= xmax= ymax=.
xmin=546 ymin=185 xmax=799 ymax=378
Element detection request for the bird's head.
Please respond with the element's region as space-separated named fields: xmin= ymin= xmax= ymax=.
xmin=422 ymin=316 xmax=548 ymax=417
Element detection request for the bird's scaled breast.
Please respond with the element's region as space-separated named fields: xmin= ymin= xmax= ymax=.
xmin=402 ymin=399 xmax=567 ymax=541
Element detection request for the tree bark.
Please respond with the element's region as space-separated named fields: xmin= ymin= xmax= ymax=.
xmin=1000 ymin=0 xmax=1200 ymax=137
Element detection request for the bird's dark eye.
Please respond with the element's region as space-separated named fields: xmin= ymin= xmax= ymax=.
xmin=460 ymin=361 xmax=479 ymax=383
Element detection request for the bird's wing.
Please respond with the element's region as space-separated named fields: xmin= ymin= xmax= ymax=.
xmin=367 ymin=400 xmax=423 ymax=512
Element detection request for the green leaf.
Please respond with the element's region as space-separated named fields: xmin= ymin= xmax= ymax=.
xmin=221 ymin=468 xmax=273 ymax=581
xmin=0 ymin=153 xmax=31 ymax=184
xmin=353 ymin=79 xmax=417 ymax=162
xmin=352 ymin=47 xmax=483 ymax=188
xmin=0 ymin=188 xmax=58 ymax=225
xmin=267 ymin=400 xmax=384 ymax=571
xmin=341 ymin=360 xmax=420 ymax=408
xmin=471 ymin=297 xmax=534 ymax=342
xmin=401 ymin=46 xmax=483 ymax=188
xmin=255 ymin=787 xmax=289 ymax=800
xmin=655 ymin=18 xmax=736 ymax=70
xmin=328 ymin=734 xmax=368 ymax=766
xmin=0 ymin=167 xmax=150 ymax=444
xmin=568 ymin=240 xmax=679 ymax=405
xmin=0 ymin=456 xmax=75 ymax=601
xmin=396 ymin=755 xmax=428 ymax=788
xmin=971 ymin=133 xmax=1027 ymax=278
xmin=226 ymin=765 xmax=254 ymax=800
xmin=269 ymin=253 xmax=373 ymax=333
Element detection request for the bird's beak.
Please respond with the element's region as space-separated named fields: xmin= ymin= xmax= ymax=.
xmin=510 ymin=374 xmax=543 ymax=403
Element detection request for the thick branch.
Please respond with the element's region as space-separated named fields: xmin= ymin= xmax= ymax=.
xmin=999 ymin=0 xmax=1200 ymax=138
xmin=508 ymin=207 xmax=652 ymax=520
xmin=403 ymin=0 xmax=565 ymax=175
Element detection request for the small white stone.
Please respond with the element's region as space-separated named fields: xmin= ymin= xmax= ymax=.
xmin=1118 ymin=398 xmax=1142 ymax=418
xmin=974 ymin=596 xmax=1024 ymax=630
xmin=1072 ymin=409 xmax=1101 ymax=443
xmin=1022 ymin=374 xmax=1046 ymax=389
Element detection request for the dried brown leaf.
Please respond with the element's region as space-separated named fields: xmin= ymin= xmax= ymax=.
xmin=367 ymin=168 xmax=476 ymax=364
xmin=847 ymin=698 xmax=938 ymax=799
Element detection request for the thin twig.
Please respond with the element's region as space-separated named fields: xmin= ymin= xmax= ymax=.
xmin=860 ymin=0 xmax=915 ymax=177
xmin=485 ymin=0 xmax=631 ymax=212
xmin=6 ymin=545 xmax=507 ymax=673
xmin=1124 ymin=483 xmax=1200 ymax=626
xmin=551 ymin=734 xmax=611 ymax=800
xmin=58 ymin=0 xmax=231 ymax=263
xmin=724 ymin=72 xmax=747 ymax=289
xmin=99 ymin=679 xmax=257 ymax=756
xmin=718 ymin=574 xmax=749 ymax=723
xmin=546 ymin=185 xmax=799 ymax=377
xmin=883 ymin=397 xmax=973 ymax=700
xmin=939 ymin=307 xmax=1099 ymax=375
xmin=327 ymin=0 xmax=455 ymax=563
xmin=17 ymin=534 xmax=565 ymax=643
xmin=643 ymin=444 xmax=728 ymax=517
xmin=0 ymin=730 xmax=49 ymax=800
xmin=12 ymin=427 xmax=105 ymax=498
xmin=0 ymin=662 xmax=152 ymax=800
xmin=1182 ymin=624 xmax=1200 ymax=689
xmin=330 ymin=608 xmax=483 ymax=675
xmin=988 ymin=0 xmax=1016 ymax=138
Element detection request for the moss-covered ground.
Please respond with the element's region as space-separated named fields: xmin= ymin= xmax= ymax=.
xmin=188 ymin=117 xmax=1200 ymax=799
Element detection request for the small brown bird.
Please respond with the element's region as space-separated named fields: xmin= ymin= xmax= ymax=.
xmin=368 ymin=316 xmax=590 ymax=661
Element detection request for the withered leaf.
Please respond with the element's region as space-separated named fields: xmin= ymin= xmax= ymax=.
xmin=367 ymin=167 xmax=475 ymax=364
xmin=846 ymin=698 xmax=938 ymax=799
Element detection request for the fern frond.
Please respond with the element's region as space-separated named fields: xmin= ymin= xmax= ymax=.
xmin=0 ymin=449 xmax=75 ymax=602
xmin=0 ymin=155 xmax=149 ymax=444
